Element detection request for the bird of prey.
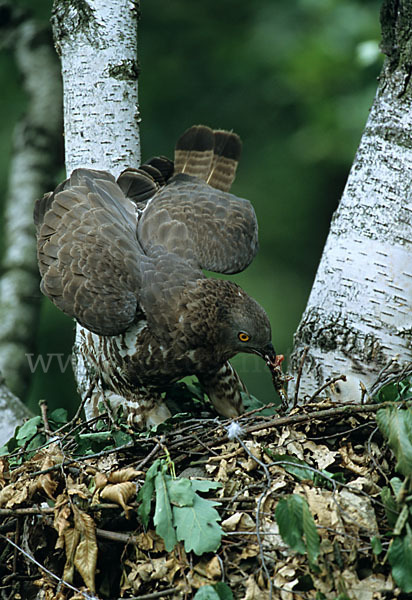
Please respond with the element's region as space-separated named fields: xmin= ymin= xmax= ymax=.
xmin=34 ymin=125 xmax=276 ymax=427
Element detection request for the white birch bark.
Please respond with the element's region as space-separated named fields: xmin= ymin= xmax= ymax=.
xmin=289 ymin=1 xmax=412 ymax=403
xmin=52 ymin=0 xmax=141 ymax=177
xmin=51 ymin=0 xmax=140 ymax=414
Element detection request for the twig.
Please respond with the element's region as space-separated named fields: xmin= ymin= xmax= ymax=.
xmin=240 ymin=400 xmax=396 ymax=438
xmin=241 ymin=402 xmax=278 ymax=419
xmin=52 ymin=382 xmax=96 ymax=436
xmin=293 ymin=345 xmax=309 ymax=408
xmin=133 ymin=439 xmax=164 ymax=471
xmin=96 ymin=527 xmax=141 ymax=544
xmin=0 ymin=533 xmax=97 ymax=599
xmin=29 ymin=440 xmax=135 ymax=477
xmin=235 ymin=436 xmax=273 ymax=600
xmin=193 ymin=433 xmax=220 ymax=455
xmin=119 ymin=587 xmax=183 ymax=600
xmin=306 ymin=375 xmax=347 ymax=403
xmin=39 ymin=400 xmax=52 ymax=438
xmin=12 ymin=517 xmax=20 ymax=579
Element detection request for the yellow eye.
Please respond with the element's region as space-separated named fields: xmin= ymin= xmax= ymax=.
xmin=238 ymin=332 xmax=250 ymax=342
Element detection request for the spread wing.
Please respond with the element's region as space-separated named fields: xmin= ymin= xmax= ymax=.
xmin=34 ymin=125 xmax=256 ymax=338
xmin=137 ymin=125 xmax=259 ymax=274
xmin=137 ymin=174 xmax=259 ymax=274
xmin=35 ymin=167 xmax=203 ymax=340
xmin=35 ymin=169 xmax=144 ymax=335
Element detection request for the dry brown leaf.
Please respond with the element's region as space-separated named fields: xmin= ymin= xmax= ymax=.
xmin=303 ymin=440 xmax=337 ymax=469
xmin=194 ymin=556 xmax=221 ymax=580
xmin=240 ymin=543 xmax=260 ymax=559
xmin=243 ymin=575 xmax=269 ymax=600
xmin=37 ymin=454 xmax=59 ymax=500
xmin=73 ymin=506 xmax=98 ymax=593
xmin=297 ymin=484 xmax=345 ymax=536
xmin=205 ymin=556 xmax=221 ymax=580
xmin=53 ymin=493 xmax=72 ymax=548
xmin=240 ymin=442 xmax=262 ymax=472
xmin=0 ymin=478 xmax=38 ymax=508
xmin=108 ymin=467 xmax=140 ymax=483
xmin=100 ymin=481 xmax=136 ymax=517
xmin=0 ymin=458 xmax=9 ymax=489
xmin=135 ymin=561 xmax=154 ymax=583
xmin=0 ymin=482 xmax=17 ymax=507
xmin=94 ymin=471 xmax=108 ymax=489
xmin=66 ymin=476 xmax=90 ymax=500
xmin=150 ymin=557 xmax=172 ymax=580
xmin=136 ymin=531 xmax=154 ymax=551
xmin=340 ymin=570 xmax=393 ymax=600
xmin=285 ymin=439 xmax=305 ymax=460
xmin=63 ymin=527 xmax=80 ymax=584
xmin=222 ymin=512 xmax=242 ymax=531
xmin=338 ymin=488 xmax=379 ymax=535
xmin=339 ymin=444 xmax=369 ymax=476
xmin=164 ymin=557 xmax=182 ymax=583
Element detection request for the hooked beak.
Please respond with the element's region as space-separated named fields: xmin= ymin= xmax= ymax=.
xmin=253 ymin=342 xmax=276 ymax=365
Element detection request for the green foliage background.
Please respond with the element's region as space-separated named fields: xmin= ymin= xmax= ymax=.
xmin=0 ymin=0 xmax=382 ymax=414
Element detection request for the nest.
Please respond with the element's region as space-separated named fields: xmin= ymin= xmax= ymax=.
xmin=0 ymin=396 xmax=406 ymax=600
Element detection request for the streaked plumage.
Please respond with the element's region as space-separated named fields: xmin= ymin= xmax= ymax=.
xmin=34 ymin=125 xmax=276 ymax=427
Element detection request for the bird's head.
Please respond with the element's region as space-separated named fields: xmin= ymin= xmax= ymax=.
xmin=216 ymin=283 xmax=276 ymax=364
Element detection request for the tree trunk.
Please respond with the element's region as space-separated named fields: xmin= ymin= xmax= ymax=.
xmin=0 ymin=5 xmax=63 ymax=443
xmin=290 ymin=0 xmax=412 ymax=403
xmin=51 ymin=0 xmax=140 ymax=416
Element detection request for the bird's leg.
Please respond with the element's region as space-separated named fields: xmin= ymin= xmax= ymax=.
xmin=100 ymin=388 xmax=172 ymax=429
xmin=198 ymin=361 xmax=245 ymax=418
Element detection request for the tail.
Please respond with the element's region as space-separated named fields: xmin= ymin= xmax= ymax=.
xmin=174 ymin=125 xmax=242 ymax=192
xmin=116 ymin=156 xmax=174 ymax=208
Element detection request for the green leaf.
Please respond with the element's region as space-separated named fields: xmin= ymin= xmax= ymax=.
xmin=371 ymin=536 xmax=383 ymax=555
xmin=193 ymin=586 xmax=220 ymax=600
xmin=137 ymin=458 xmax=162 ymax=527
xmin=174 ymin=492 xmax=222 ymax=555
xmin=381 ymin=486 xmax=399 ymax=528
xmin=390 ymin=477 xmax=404 ymax=500
xmin=265 ymin=452 xmax=342 ymax=488
xmin=16 ymin=416 xmax=42 ymax=444
xmin=26 ymin=433 xmax=46 ymax=453
xmin=301 ymin=495 xmax=320 ymax=565
xmin=376 ymin=407 xmax=412 ymax=477
xmin=194 ymin=584 xmax=232 ymax=600
xmin=190 ymin=479 xmax=222 ymax=494
xmin=154 ymin=469 xmax=177 ymax=551
xmin=112 ymin=429 xmax=133 ymax=446
xmin=49 ymin=408 xmax=68 ymax=425
xmin=213 ymin=582 xmax=233 ymax=600
xmin=267 ymin=453 xmax=314 ymax=481
xmin=394 ymin=505 xmax=409 ymax=536
xmin=167 ymin=477 xmax=195 ymax=507
xmin=275 ymin=495 xmax=306 ymax=554
xmin=388 ymin=523 xmax=412 ymax=592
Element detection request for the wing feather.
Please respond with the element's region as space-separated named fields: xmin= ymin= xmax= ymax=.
xmin=35 ymin=169 xmax=143 ymax=335
xmin=137 ymin=175 xmax=258 ymax=274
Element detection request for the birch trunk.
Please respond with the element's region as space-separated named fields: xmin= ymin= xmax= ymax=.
xmin=290 ymin=0 xmax=412 ymax=403
xmin=51 ymin=0 xmax=140 ymax=415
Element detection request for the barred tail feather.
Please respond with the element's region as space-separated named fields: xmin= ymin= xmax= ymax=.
xmin=207 ymin=129 xmax=242 ymax=192
xmin=174 ymin=125 xmax=242 ymax=191
xmin=174 ymin=125 xmax=215 ymax=180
